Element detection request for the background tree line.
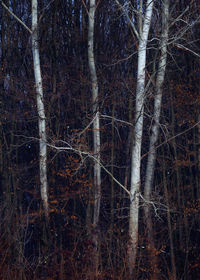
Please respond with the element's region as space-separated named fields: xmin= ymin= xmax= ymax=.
xmin=0 ymin=0 xmax=200 ymax=279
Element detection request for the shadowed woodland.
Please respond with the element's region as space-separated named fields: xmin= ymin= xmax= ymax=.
xmin=0 ymin=0 xmax=200 ymax=279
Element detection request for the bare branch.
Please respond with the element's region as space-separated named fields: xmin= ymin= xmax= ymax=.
xmin=174 ymin=43 xmax=200 ymax=58
xmin=0 ymin=0 xmax=32 ymax=34
xmin=101 ymin=114 xmax=133 ymax=127
xmin=46 ymin=140 xmax=130 ymax=197
xmin=115 ymin=0 xmax=140 ymax=40
xmin=169 ymin=5 xmax=189 ymax=28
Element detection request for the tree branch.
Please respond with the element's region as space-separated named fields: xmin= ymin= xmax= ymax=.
xmin=0 ymin=0 xmax=32 ymax=34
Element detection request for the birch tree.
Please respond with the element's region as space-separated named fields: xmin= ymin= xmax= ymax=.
xmin=0 ymin=0 xmax=49 ymax=219
xmin=32 ymin=0 xmax=48 ymax=219
xmin=88 ymin=0 xmax=101 ymax=275
xmin=143 ymin=0 xmax=169 ymax=276
xmin=127 ymin=0 xmax=154 ymax=275
xmin=115 ymin=0 xmax=154 ymax=274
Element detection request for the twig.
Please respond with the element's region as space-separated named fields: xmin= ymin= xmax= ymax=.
xmin=0 ymin=0 xmax=32 ymax=34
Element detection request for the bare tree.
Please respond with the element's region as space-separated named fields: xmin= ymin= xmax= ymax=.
xmin=127 ymin=0 xmax=154 ymax=275
xmin=32 ymin=0 xmax=48 ymax=219
xmin=88 ymin=0 xmax=101 ymax=276
xmin=0 ymin=0 xmax=49 ymax=219
xmin=115 ymin=0 xmax=154 ymax=274
xmin=143 ymin=0 xmax=169 ymax=277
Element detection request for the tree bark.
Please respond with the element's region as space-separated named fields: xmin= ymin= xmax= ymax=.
xmin=32 ymin=0 xmax=48 ymax=219
xmin=143 ymin=0 xmax=169 ymax=277
xmin=128 ymin=0 xmax=154 ymax=276
xmin=88 ymin=0 xmax=101 ymax=276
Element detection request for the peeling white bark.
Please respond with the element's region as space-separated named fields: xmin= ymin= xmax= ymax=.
xmin=128 ymin=0 xmax=154 ymax=274
xmin=32 ymin=0 xmax=48 ymax=218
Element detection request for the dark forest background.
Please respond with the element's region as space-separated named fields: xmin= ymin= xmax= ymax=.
xmin=0 ymin=0 xmax=200 ymax=279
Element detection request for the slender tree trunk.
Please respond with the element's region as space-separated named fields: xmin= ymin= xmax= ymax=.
xmin=170 ymin=91 xmax=189 ymax=277
xmin=88 ymin=0 xmax=101 ymax=276
xmin=170 ymin=90 xmax=186 ymax=250
xmin=198 ymin=68 xmax=200 ymax=198
xmin=162 ymin=148 xmax=177 ymax=280
xmin=143 ymin=0 xmax=169 ymax=277
xmin=128 ymin=0 xmax=154 ymax=275
xmin=109 ymin=100 xmax=115 ymax=261
xmin=32 ymin=0 xmax=48 ymax=219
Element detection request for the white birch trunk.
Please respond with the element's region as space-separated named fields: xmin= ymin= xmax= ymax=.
xmin=143 ymin=0 xmax=169 ymax=275
xmin=32 ymin=0 xmax=48 ymax=218
xmin=128 ymin=0 xmax=154 ymax=274
xmin=144 ymin=0 xmax=169 ymax=209
xmin=88 ymin=0 xmax=101 ymax=275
